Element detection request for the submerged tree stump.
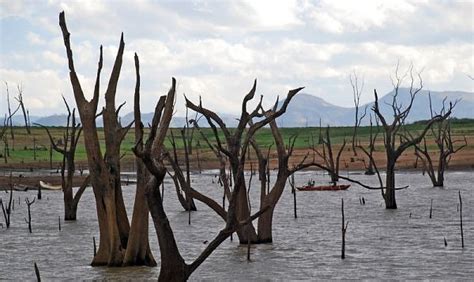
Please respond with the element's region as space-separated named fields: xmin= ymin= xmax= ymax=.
xmin=24 ymin=197 xmax=35 ymax=233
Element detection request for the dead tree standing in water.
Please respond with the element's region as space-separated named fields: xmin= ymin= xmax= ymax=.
xmin=25 ymin=197 xmax=35 ymax=233
xmin=413 ymin=94 xmax=466 ymax=187
xmin=134 ymin=78 xmax=272 ymax=281
xmin=166 ymin=128 xmax=197 ymax=211
xmin=350 ymin=71 xmax=367 ymax=156
xmin=186 ymin=81 xmax=304 ymax=243
xmin=36 ymin=97 xmax=90 ymax=220
xmin=369 ymin=65 xmax=454 ymax=209
xmin=60 ymin=12 xmax=154 ymax=266
xmin=312 ymin=126 xmax=346 ymax=184
xmin=0 ymin=183 xmax=14 ymax=228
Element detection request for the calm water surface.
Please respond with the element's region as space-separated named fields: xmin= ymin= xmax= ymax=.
xmin=1 ymin=170 xmax=473 ymax=280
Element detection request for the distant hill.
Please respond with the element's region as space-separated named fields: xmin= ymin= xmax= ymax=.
xmin=277 ymin=93 xmax=354 ymax=127
xmin=4 ymin=89 xmax=472 ymax=128
xmin=277 ymin=89 xmax=473 ymax=127
xmin=33 ymin=114 xmax=71 ymax=127
xmin=375 ymin=89 xmax=473 ymax=123
xmin=120 ymin=112 xmax=240 ymax=128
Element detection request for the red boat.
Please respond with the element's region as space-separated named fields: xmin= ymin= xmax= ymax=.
xmin=296 ymin=184 xmax=350 ymax=191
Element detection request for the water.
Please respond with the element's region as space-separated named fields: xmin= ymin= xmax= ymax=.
xmin=1 ymin=170 xmax=473 ymax=280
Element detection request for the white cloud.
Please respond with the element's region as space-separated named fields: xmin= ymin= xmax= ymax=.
xmin=307 ymin=0 xmax=418 ymax=33
xmin=241 ymin=0 xmax=303 ymax=29
xmin=42 ymin=50 xmax=64 ymax=66
xmin=26 ymin=32 xmax=45 ymax=45
xmin=0 ymin=0 xmax=472 ymax=117
xmin=0 ymin=68 xmax=68 ymax=113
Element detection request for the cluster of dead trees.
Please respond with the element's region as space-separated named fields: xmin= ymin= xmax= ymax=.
xmin=57 ymin=11 xmax=466 ymax=280
xmin=59 ymin=10 xmax=318 ymax=279
xmin=1 ymin=82 xmax=32 ymax=162
xmin=315 ymin=66 xmax=463 ymax=209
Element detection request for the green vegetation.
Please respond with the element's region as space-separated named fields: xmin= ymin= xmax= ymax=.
xmin=1 ymin=119 xmax=473 ymax=166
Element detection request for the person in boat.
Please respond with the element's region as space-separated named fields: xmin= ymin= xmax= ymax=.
xmin=307 ymin=179 xmax=315 ymax=186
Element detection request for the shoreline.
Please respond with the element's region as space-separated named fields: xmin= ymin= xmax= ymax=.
xmin=1 ymin=165 xmax=472 ymax=189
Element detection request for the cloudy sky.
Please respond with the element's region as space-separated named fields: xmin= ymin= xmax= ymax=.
xmin=1 ymin=0 xmax=473 ymax=117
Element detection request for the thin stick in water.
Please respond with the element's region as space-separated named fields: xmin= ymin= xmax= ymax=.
xmin=34 ymin=262 xmax=41 ymax=281
xmin=459 ymin=191 xmax=464 ymax=248
xmin=429 ymin=199 xmax=433 ymax=219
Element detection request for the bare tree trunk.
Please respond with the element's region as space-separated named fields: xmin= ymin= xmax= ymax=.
xmin=148 ymin=176 xmax=189 ymax=281
xmin=235 ymin=176 xmax=258 ymax=243
xmin=384 ymin=164 xmax=397 ymax=209
xmin=60 ymin=12 xmax=145 ymax=266
xmin=123 ymin=53 xmax=157 ymax=266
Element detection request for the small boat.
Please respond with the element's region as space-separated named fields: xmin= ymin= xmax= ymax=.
xmin=296 ymin=184 xmax=350 ymax=191
xmin=39 ymin=181 xmax=62 ymax=191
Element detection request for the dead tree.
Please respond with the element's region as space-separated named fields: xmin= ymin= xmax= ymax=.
xmin=60 ymin=12 xmax=154 ymax=266
xmin=4 ymin=82 xmax=15 ymax=146
xmin=253 ymin=113 xmax=318 ymax=243
xmin=180 ymin=124 xmax=198 ymax=211
xmin=0 ymin=182 xmax=13 ymax=228
xmin=350 ymin=72 xmax=367 ymax=156
xmin=413 ymin=94 xmax=466 ymax=187
xmin=185 ymin=81 xmax=303 ymax=244
xmin=35 ymin=97 xmax=89 ymax=220
xmin=357 ymin=114 xmax=379 ymax=175
xmin=312 ymin=126 xmax=346 ymax=184
xmin=1 ymin=90 xmax=20 ymax=162
xmin=25 ymin=197 xmax=35 ymax=233
xmin=134 ymin=78 xmax=271 ymax=281
xmin=369 ymin=65 xmax=454 ymax=209
xmin=166 ymin=129 xmax=197 ymax=211
xmin=191 ymin=120 xmax=232 ymax=207
xmin=15 ymin=84 xmax=30 ymax=134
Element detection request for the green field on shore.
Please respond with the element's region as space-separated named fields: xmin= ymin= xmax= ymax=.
xmin=1 ymin=119 xmax=473 ymax=165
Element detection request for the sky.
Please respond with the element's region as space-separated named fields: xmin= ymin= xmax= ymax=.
xmin=0 ymin=0 xmax=473 ymax=117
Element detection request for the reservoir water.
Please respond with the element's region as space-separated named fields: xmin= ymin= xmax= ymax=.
xmin=1 ymin=170 xmax=473 ymax=280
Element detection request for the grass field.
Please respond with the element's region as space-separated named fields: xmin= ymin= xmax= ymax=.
xmin=1 ymin=119 xmax=473 ymax=169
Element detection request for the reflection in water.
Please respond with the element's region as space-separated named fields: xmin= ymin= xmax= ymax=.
xmin=0 ymin=170 xmax=473 ymax=280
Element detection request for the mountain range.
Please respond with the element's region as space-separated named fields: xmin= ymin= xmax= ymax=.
xmin=5 ymin=88 xmax=473 ymax=128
